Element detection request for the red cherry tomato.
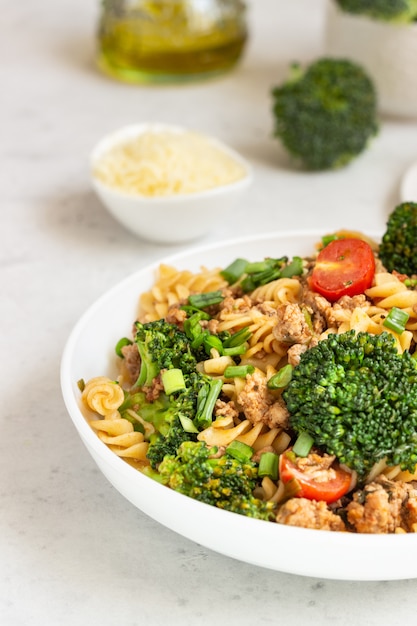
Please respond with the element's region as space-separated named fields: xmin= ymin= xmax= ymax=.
xmin=310 ymin=238 xmax=375 ymax=302
xmin=279 ymin=450 xmax=352 ymax=504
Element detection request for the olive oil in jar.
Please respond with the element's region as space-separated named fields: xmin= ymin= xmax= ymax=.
xmin=97 ymin=0 xmax=248 ymax=83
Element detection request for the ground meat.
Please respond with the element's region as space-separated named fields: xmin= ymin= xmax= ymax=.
xmin=256 ymin=301 xmax=280 ymax=317
xmin=302 ymin=285 xmax=369 ymax=330
xmin=276 ymin=498 xmax=346 ymax=532
xmin=143 ymin=374 xmax=164 ymax=402
xmin=292 ymin=451 xmax=338 ymax=482
xmin=327 ymin=294 xmax=369 ymax=328
xmin=335 ymin=294 xmax=368 ymax=312
xmin=237 ymin=370 xmax=289 ymax=429
xmin=214 ymin=399 xmax=239 ymax=420
xmin=207 ymin=318 xmax=220 ymax=334
xmin=166 ymin=305 xmax=187 ymax=327
xmin=219 ymin=294 xmax=253 ymax=315
xmin=301 ymin=286 xmax=330 ymax=334
xmin=346 ymin=475 xmax=417 ymax=533
xmin=287 ymin=337 xmax=319 ymax=366
xmin=272 ymin=303 xmax=313 ymax=344
xmin=120 ymin=343 xmax=140 ymax=384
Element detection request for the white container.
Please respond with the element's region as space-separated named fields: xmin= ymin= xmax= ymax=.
xmin=90 ymin=123 xmax=252 ymax=244
xmin=325 ymin=0 xmax=417 ymax=118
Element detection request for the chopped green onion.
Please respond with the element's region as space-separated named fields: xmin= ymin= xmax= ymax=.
xmin=115 ymin=337 xmax=133 ymax=357
xmin=224 ymin=364 xmax=255 ymax=378
xmin=383 ymin=307 xmax=410 ymax=334
xmin=267 ymin=364 xmax=293 ymax=390
xmin=240 ymin=275 xmax=256 ymax=292
xmin=183 ymin=311 xmax=208 ymax=340
xmin=292 ymin=431 xmax=314 ymax=457
xmin=258 ymin=452 xmax=279 ymax=480
xmin=161 ymin=368 xmax=186 ymax=395
xmin=245 ymin=261 xmax=271 ymax=273
xmin=191 ymin=329 xmax=209 ymax=350
xmin=203 ymin=334 xmax=224 ymax=355
xmin=223 ymin=344 xmax=248 ymax=356
xmin=179 ymin=414 xmax=199 ymax=433
xmin=226 ymin=440 xmax=254 ymax=462
xmin=220 ymin=258 xmax=248 ymax=284
xmin=321 ymin=233 xmax=342 ymax=248
xmin=222 ymin=327 xmax=252 ymax=348
xmin=280 ymin=256 xmax=304 ymax=278
xmin=180 ymin=305 xmax=211 ymax=319
xmin=188 ymin=290 xmax=224 ymax=309
xmin=194 ymin=379 xmax=223 ymax=430
xmin=77 ymin=378 xmax=85 ymax=392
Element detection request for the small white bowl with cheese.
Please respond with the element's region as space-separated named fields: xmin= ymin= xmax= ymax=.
xmin=90 ymin=123 xmax=252 ymax=244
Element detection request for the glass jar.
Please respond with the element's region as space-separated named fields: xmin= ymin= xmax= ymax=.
xmin=97 ymin=0 xmax=248 ymax=84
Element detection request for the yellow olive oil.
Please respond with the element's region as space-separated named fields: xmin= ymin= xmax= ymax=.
xmin=97 ymin=1 xmax=247 ymax=84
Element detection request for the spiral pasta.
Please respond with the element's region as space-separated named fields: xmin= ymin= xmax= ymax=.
xmin=82 ymin=376 xmax=125 ymax=416
xmin=139 ymin=263 xmax=228 ymax=322
xmin=366 ymin=271 xmax=417 ymax=337
xmin=251 ymin=277 xmax=302 ymax=306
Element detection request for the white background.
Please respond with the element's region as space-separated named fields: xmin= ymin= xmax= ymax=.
xmin=3 ymin=0 xmax=417 ymax=623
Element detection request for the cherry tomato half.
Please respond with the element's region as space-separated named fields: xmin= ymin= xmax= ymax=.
xmin=310 ymin=238 xmax=375 ymax=302
xmin=279 ymin=450 xmax=352 ymax=504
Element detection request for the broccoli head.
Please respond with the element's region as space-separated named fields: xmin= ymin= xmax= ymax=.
xmin=283 ymin=331 xmax=417 ymax=478
xmin=134 ymin=319 xmax=201 ymax=387
xmin=159 ymin=441 xmax=276 ymax=520
xmin=335 ymin=0 xmax=417 ymax=23
xmin=271 ymin=58 xmax=378 ymax=170
xmin=378 ymin=202 xmax=417 ymax=276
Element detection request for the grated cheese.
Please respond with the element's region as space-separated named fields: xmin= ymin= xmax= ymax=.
xmin=92 ymin=129 xmax=247 ymax=197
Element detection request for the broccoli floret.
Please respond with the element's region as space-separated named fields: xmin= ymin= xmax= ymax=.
xmin=335 ymin=0 xmax=417 ymax=23
xmin=271 ymin=58 xmax=378 ymax=170
xmin=283 ymin=331 xmax=417 ymax=478
xmin=378 ymin=202 xmax=417 ymax=276
xmin=127 ymin=319 xmax=224 ymax=467
xmin=145 ymin=375 xmax=223 ymax=468
xmin=134 ymin=319 xmax=201 ymax=386
xmin=159 ymin=441 xmax=276 ymax=520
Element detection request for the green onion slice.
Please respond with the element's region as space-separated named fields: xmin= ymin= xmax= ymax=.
xmin=115 ymin=337 xmax=133 ymax=357
xmin=203 ymin=334 xmax=224 ymax=355
xmin=280 ymin=256 xmax=304 ymax=278
xmin=161 ymin=368 xmax=186 ymax=395
xmin=292 ymin=431 xmax=314 ymax=457
xmin=267 ymin=364 xmax=293 ymax=390
xmin=258 ymin=451 xmax=279 ymax=480
xmin=179 ymin=414 xmax=199 ymax=433
xmin=220 ymin=258 xmax=248 ymax=284
xmin=188 ymin=290 xmax=224 ymax=309
xmin=226 ymin=440 xmax=254 ymax=462
xmin=383 ymin=307 xmax=410 ymax=334
xmin=222 ymin=327 xmax=252 ymax=348
xmin=224 ymin=364 xmax=255 ymax=378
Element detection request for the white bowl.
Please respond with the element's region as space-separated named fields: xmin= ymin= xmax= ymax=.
xmin=90 ymin=123 xmax=252 ymax=244
xmin=325 ymin=0 xmax=417 ymax=118
xmin=61 ymin=230 xmax=417 ymax=582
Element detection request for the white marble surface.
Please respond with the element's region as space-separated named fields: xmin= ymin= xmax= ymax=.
xmin=3 ymin=0 xmax=417 ymax=623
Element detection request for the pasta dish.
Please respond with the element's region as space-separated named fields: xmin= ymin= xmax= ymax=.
xmin=79 ymin=224 xmax=417 ymax=534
